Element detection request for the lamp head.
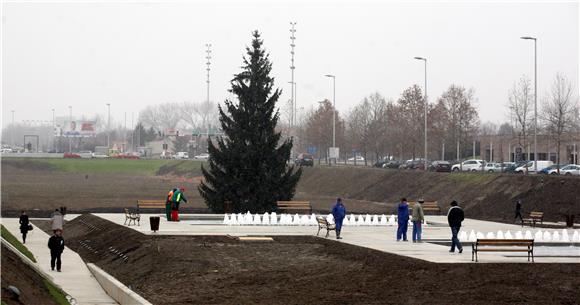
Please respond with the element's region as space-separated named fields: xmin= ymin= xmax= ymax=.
xmin=414 ymin=56 xmax=426 ymax=61
xmin=520 ymin=36 xmax=536 ymax=40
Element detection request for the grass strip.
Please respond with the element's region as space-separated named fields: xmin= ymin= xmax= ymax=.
xmin=43 ymin=278 xmax=71 ymax=305
xmin=1 ymin=225 xmax=36 ymax=263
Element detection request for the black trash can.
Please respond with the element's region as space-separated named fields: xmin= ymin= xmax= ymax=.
xmin=149 ymin=216 xmax=160 ymax=232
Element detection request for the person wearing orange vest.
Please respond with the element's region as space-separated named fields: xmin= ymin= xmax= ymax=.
xmin=170 ymin=187 xmax=187 ymax=221
xmin=166 ymin=188 xmax=177 ymax=221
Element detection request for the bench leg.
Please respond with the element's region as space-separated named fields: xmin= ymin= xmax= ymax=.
xmin=325 ymin=229 xmax=329 ymax=238
xmin=124 ymin=217 xmax=128 ymax=225
xmin=316 ymin=227 xmax=321 ymax=236
xmin=471 ymin=245 xmax=475 ymax=262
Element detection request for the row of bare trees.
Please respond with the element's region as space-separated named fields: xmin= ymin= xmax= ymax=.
xmin=289 ymin=74 xmax=578 ymax=165
xmin=138 ymin=100 xmax=219 ymax=135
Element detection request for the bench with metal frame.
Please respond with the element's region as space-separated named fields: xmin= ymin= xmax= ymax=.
xmin=315 ymin=216 xmax=336 ymax=238
xmin=472 ymin=239 xmax=534 ymax=262
xmin=276 ymin=201 xmax=312 ymax=214
xmin=522 ymin=211 xmax=544 ymax=228
xmin=124 ymin=208 xmax=140 ymax=226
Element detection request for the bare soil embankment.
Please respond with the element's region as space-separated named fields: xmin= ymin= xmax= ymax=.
xmin=33 ymin=214 xmax=580 ymax=305
xmin=297 ymin=167 xmax=580 ymax=223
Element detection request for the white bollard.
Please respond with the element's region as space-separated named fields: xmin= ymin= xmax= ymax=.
xmin=496 ymin=231 xmax=504 ymax=239
xmin=326 ymin=214 xmax=335 ymax=224
xmin=262 ymin=213 xmax=270 ymax=225
xmin=310 ymin=214 xmax=317 ymax=226
xmin=486 ymin=232 xmax=495 ymax=239
xmin=348 ymin=214 xmax=356 ymax=224
xmin=371 ymin=215 xmax=379 ymax=226
xmin=380 ymin=214 xmax=388 ymax=226
xmin=253 ymin=214 xmax=261 ymax=225
xmin=505 ymin=231 xmax=513 ymax=239
xmin=364 ymin=214 xmax=372 ymax=226
xmin=514 ymin=231 xmax=523 ymax=239
xmin=237 ymin=213 xmax=244 ymax=225
xmin=343 ymin=216 xmax=350 ymax=226
xmin=524 ymin=230 xmax=533 ymax=240
xmin=223 ymin=214 xmax=230 ymax=225
xmin=300 ymin=215 xmax=309 ymax=226
xmin=543 ymin=231 xmax=551 ymax=242
xmin=270 ymin=212 xmax=278 ymax=225
xmin=476 ymin=232 xmax=485 ymax=239
xmin=293 ymin=214 xmax=301 ymax=225
xmin=535 ymin=230 xmax=543 ymax=242
xmin=388 ymin=215 xmax=396 ymax=226
xmin=552 ymin=231 xmax=560 ymax=242
xmin=572 ymin=231 xmax=579 ymax=242
xmin=459 ymin=231 xmax=468 ymax=242
xmin=468 ymin=230 xmax=477 ymax=242
xmin=561 ymin=229 xmax=570 ymax=242
xmin=357 ymin=215 xmax=365 ymax=226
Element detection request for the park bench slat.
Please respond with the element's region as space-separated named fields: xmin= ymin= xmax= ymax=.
xmin=315 ymin=216 xmax=336 ymax=238
xmin=277 ymin=201 xmax=311 ymax=214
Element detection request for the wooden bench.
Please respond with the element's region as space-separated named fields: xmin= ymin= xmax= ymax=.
xmin=408 ymin=201 xmax=441 ymax=214
xmin=124 ymin=208 xmax=140 ymax=226
xmin=276 ymin=201 xmax=312 ymax=214
xmin=472 ymin=239 xmax=534 ymax=262
xmin=315 ymin=216 xmax=336 ymax=238
xmin=522 ymin=211 xmax=544 ymax=228
xmin=131 ymin=200 xmax=168 ymax=222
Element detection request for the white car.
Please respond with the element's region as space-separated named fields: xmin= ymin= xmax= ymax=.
xmin=515 ymin=160 xmax=554 ymax=174
xmin=451 ymin=159 xmax=485 ymax=172
xmin=347 ymin=156 xmax=365 ymax=162
xmin=193 ymin=153 xmax=210 ymax=160
xmin=548 ymin=164 xmax=580 ymax=176
xmin=484 ymin=162 xmax=503 ymax=173
xmin=79 ymin=151 xmax=93 ymax=159
xmin=173 ymin=152 xmax=189 ymax=159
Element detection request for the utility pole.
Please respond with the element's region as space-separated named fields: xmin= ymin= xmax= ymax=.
xmin=68 ymin=106 xmax=72 ymax=153
xmin=290 ymin=22 xmax=297 ymax=159
xmin=52 ymin=109 xmax=55 ymax=152
xmin=521 ymin=36 xmax=538 ymax=171
xmin=414 ymin=57 xmax=428 ymax=169
xmin=10 ymin=110 xmax=14 ymax=147
xmin=205 ymin=43 xmax=212 ymax=151
xmin=106 ymin=103 xmax=111 ymax=148
xmin=131 ymin=112 xmax=134 ymax=152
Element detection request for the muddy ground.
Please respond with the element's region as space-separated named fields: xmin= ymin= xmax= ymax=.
xmin=1 ymin=244 xmax=60 ymax=305
xmin=33 ymin=215 xmax=580 ymax=305
xmin=3 ymin=159 xmax=579 ymax=225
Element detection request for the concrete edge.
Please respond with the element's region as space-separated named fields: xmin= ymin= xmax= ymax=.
xmin=86 ymin=263 xmax=153 ymax=305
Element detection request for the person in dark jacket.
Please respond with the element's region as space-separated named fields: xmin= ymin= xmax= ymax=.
xmin=397 ymin=198 xmax=410 ymax=241
xmin=514 ymin=199 xmax=523 ymax=224
xmin=19 ymin=211 xmax=30 ymax=244
xmin=447 ymin=200 xmax=464 ymax=253
xmin=331 ymin=198 xmax=346 ymax=239
xmin=48 ymin=230 xmax=65 ymax=272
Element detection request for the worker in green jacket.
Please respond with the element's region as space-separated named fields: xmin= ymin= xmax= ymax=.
xmin=170 ymin=187 xmax=187 ymax=221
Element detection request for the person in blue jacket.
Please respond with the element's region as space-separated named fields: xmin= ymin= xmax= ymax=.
xmin=332 ymin=198 xmax=346 ymax=239
xmin=397 ymin=198 xmax=410 ymax=241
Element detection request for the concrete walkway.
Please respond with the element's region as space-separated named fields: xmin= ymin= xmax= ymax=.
xmin=2 ymin=218 xmax=118 ymax=305
xmin=95 ymin=213 xmax=580 ymax=264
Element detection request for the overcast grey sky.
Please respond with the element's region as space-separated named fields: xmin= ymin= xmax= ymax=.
xmin=1 ymin=1 xmax=578 ymax=129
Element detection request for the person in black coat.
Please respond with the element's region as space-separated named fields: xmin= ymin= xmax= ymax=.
xmin=514 ymin=199 xmax=523 ymax=224
xmin=19 ymin=211 xmax=30 ymax=244
xmin=447 ymin=200 xmax=464 ymax=253
xmin=48 ymin=230 xmax=65 ymax=272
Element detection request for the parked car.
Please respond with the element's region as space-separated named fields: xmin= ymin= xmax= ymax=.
xmin=173 ymin=152 xmax=189 ymax=159
xmin=347 ymin=156 xmax=365 ymax=162
xmin=484 ymin=162 xmax=503 ymax=173
xmin=373 ymin=158 xmax=387 ymax=168
xmin=193 ymin=153 xmax=210 ymax=161
xmin=451 ymin=159 xmax=485 ymax=172
xmin=428 ymin=160 xmax=451 ymax=172
xmin=294 ymin=153 xmax=314 ymax=166
xmin=79 ymin=151 xmax=93 ymax=159
xmin=548 ymin=164 xmax=580 ymax=176
xmin=63 ymin=152 xmax=81 ymax=158
xmin=385 ymin=160 xmax=402 ymax=169
xmin=503 ymin=161 xmax=525 ymax=173
xmin=539 ymin=164 xmax=567 ymax=175
xmin=515 ymin=160 xmax=554 ymax=174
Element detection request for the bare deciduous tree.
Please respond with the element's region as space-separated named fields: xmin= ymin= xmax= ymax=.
xmin=542 ymin=74 xmax=578 ymax=172
xmin=508 ymin=76 xmax=533 ymax=168
xmin=139 ymin=102 xmax=183 ymax=134
xmin=347 ymin=93 xmax=389 ymax=163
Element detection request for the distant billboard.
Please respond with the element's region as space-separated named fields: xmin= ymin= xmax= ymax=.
xmin=59 ymin=121 xmax=96 ymax=137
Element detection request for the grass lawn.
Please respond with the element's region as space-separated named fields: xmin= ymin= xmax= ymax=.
xmin=1 ymin=224 xmax=36 ymax=263
xmin=43 ymin=278 xmax=72 ymax=305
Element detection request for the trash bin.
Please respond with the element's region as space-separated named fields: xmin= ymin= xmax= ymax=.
xmin=149 ymin=216 xmax=160 ymax=232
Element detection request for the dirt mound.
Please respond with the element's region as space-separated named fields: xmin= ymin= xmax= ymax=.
xmin=54 ymin=214 xmax=580 ymax=305
xmin=1 ymin=244 xmax=60 ymax=305
xmin=298 ymin=167 xmax=580 ymax=223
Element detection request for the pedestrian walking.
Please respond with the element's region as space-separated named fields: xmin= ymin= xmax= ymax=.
xmin=166 ymin=188 xmax=177 ymax=221
xmin=50 ymin=209 xmax=63 ymax=234
xmin=447 ymin=200 xmax=464 ymax=253
xmin=19 ymin=210 xmax=30 ymax=244
xmin=48 ymin=230 xmax=65 ymax=272
xmin=397 ymin=198 xmax=409 ymax=241
xmin=514 ymin=199 xmax=523 ymax=224
xmin=170 ymin=187 xmax=187 ymax=222
xmin=412 ymin=199 xmax=425 ymax=242
xmin=331 ymin=198 xmax=346 ymax=239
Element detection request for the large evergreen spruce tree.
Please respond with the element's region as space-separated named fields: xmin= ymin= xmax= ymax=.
xmin=199 ymin=31 xmax=302 ymax=213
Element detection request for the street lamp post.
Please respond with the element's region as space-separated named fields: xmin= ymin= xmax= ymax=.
xmin=52 ymin=109 xmax=55 ymax=152
xmin=68 ymin=106 xmax=72 ymax=153
xmin=325 ymin=75 xmax=336 ymax=164
xmin=521 ymin=36 xmax=537 ymax=172
xmin=106 ymin=103 xmax=111 ymax=148
xmin=414 ymin=56 xmax=428 ymax=169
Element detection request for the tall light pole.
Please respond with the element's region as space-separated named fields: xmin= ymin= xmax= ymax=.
xmin=414 ymin=56 xmax=428 ymax=168
xmin=10 ymin=110 xmax=14 ymax=146
xmin=325 ymin=74 xmax=336 ymax=149
xmin=52 ymin=109 xmax=55 ymax=152
xmin=521 ymin=36 xmax=538 ymax=172
xmin=106 ymin=103 xmax=111 ymax=148
xmin=290 ymin=22 xmax=297 ymax=128
xmin=205 ymin=43 xmax=212 ymax=140
xmin=68 ymin=106 xmax=72 ymax=153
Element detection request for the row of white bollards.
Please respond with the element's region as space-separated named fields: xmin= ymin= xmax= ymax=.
xmin=222 ymin=212 xmax=419 ymax=227
xmin=459 ymin=229 xmax=580 ymax=242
